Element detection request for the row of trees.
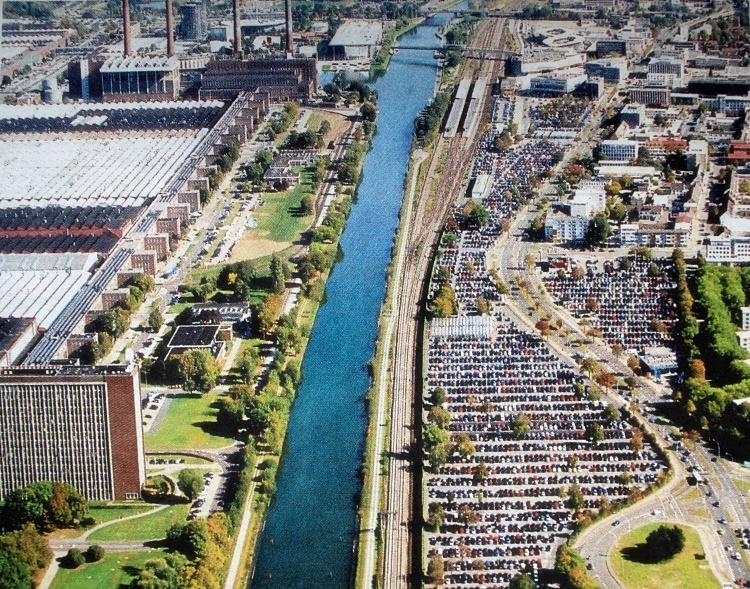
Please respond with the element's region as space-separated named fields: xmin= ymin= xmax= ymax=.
xmin=673 ymin=255 xmax=750 ymax=459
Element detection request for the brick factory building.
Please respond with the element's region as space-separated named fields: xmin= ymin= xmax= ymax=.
xmin=0 ymin=363 xmax=145 ymax=500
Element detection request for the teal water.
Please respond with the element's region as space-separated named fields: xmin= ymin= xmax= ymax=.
xmin=251 ymin=11 xmax=456 ymax=588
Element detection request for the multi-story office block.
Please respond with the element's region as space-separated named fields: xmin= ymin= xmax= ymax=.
xmin=0 ymin=364 xmax=145 ymax=501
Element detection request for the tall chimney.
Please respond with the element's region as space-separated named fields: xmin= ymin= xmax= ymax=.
xmin=166 ymin=0 xmax=174 ymax=57
xmin=233 ymin=0 xmax=241 ymax=53
xmin=122 ymin=0 xmax=131 ymax=57
xmin=285 ymin=0 xmax=293 ymax=55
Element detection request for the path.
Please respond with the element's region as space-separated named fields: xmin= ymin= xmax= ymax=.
xmin=223 ymin=462 xmax=260 ymax=589
xmin=40 ymin=505 xmax=169 ymax=589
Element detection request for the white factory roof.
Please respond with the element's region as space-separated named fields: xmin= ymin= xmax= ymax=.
xmin=329 ymin=20 xmax=383 ymax=47
xmin=0 ymin=131 xmax=208 ymax=209
xmin=0 ymin=100 xmax=224 ymax=120
xmin=101 ymin=55 xmax=179 ymax=73
xmin=0 ymin=253 xmax=97 ymax=330
xmin=430 ymin=315 xmax=495 ymax=339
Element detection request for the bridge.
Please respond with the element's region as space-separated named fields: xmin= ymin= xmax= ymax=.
xmin=394 ymin=44 xmax=517 ymax=59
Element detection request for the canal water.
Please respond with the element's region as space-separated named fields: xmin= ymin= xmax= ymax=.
xmin=251 ymin=9 xmax=458 ymax=588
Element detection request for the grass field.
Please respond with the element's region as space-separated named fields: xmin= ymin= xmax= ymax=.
xmin=255 ymin=174 xmax=314 ymax=243
xmin=88 ymin=504 xmax=155 ymax=526
xmin=50 ymin=550 xmax=168 ymax=589
xmin=612 ymin=523 xmax=722 ymax=589
xmin=145 ymin=392 xmax=234 ymax=451
xmin=87 ymin=503 xmax=189 ymax=542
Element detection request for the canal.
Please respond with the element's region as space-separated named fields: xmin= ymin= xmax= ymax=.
xmin=251 ymin=9 xmax=457 ymax=588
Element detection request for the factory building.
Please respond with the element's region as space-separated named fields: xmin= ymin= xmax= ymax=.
xmin=100 ymin=56 xmax=180 ymax=101
xmin=0 ymin=364 xmax=145 ymax=501
xmin=200 ymin=57 xmax=318 ymax=101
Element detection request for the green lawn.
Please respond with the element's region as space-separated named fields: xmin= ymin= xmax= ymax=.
xmin=256 ymin=175 xmax=314 ymax=242
xmin=612 ymin=523 xmax=722 ymax=589
xmin=145 ymin=392 xmax=234 ymax=451
xmin=50 ymin=549 xmax=168 ymax=589
xmin=87 ymin=504 xmax=189 ymax=542
xmin=88 ymin=504 xmax=155 ymax=526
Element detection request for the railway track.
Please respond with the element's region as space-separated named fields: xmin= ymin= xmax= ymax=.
xmin=378 ymin=15 xmax=512 ymax=589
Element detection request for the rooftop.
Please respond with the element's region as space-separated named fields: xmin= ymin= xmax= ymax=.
xmin=329 ymin=20 xmax=383 ymax=47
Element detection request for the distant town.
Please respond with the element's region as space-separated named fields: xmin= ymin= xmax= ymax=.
xmin=2 ymin=0 xmax=750 ymax=588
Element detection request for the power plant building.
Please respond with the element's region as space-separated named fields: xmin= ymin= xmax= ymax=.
xmin=328 ymin=20 xmax=383 ymax=60
xmin=100 ymin=56 xmax=180 ymax=101
xmin=0 ymin=364 xmax=145 ymax=501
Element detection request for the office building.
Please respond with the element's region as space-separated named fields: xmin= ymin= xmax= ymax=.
xmin=0 ymin=364 xmax=145 ymax=501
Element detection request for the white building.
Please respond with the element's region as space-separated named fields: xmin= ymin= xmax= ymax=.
xmin=742 ymin=307 xmax=750 ymax=330
xmin=601 ymin=139 xmax=639 ymax=162
xmin=570 ymin=186 xmax=606 ymax=218
xmin=687 ymin=140 xmax=708 ymax=171
xmin=738 ymin=330 xmax=750 ymax=352
xmin=545 ymin=212 xmax=589 ymax=242
xmin=528 ymin=71 xmax=587 ymax=94
xmin=329 ymin=21 xmax=383 ymax=59
xmin=705 ymin=236 xmax=750 ymax=263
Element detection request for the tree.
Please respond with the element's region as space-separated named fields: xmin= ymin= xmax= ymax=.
xmin=360 ymin=101 xmax=377 ymax=122
xmin=85 ymin=544 xmax=105 ymax=562
xmin=630 ymin=428 xmax=644 ymax=453
xmin=586 ymin=212 xmax=613 ymax=245
xmin=566 ymin=482 xmax=585 ymax=511
xmin=473 ymin=461 xmax=489 ymax=484
xmin=454 ymin=432 xmax=476 ymax=458
xmin=428 ymin=406 xmax=452 ymax=429
xmin=581 ymin=357 xmax=599 ymax=378
xmin=458 ymin=504 xmax=480 ymax=525
xmin=166 ymin=520 xmax=210 ymax=560
xmin=271 ymin=253 xmax=291 ymax=294
xmin=586 ymin=422 xmax=605 ymax=445
xmin=524 ymin=253 xmax=536 ymax=271
xmin=177 ymin=469 xmax=204 ymax=501
xmin=510 ymin=573 xmax=535 ymax=589
xmin=0 ymin=551 xmax=32 ymax=589
xmin=426 ymin=554 xmax=445 ymax=585
xmin=429 ymin=284 xmax=458 ymax=318
xmin=301 ymin=194 xmax=315 ymax=215
xmin=596 ymin=371 xmax=616 ymax=391
xmin=1 ymin=481 xmax=87 ymax=533
xmin=644 ymin=525 xmax=686 ymax=561
xmin=427 ymin=502 xmax=445 ymax=532
xmin=0 ymin=524 xmax=52 ymax=578
xmin=512 ymin=412 xmax=531 ymax=438
xmin=258 ymin=293 xmax=283 ymax=335
xmin=603 ymin=403 xmax=620 ymax=422
xmin=64 ymin=548 xmax=85 ymax=568
xmin=236 ymin=348 xmax=258 ymax=384
xmin=177 ymin=349 xmax=219 ymax=392
xmin=431 ymin=387 xmax=447 ymax=406
xmin=463 ymin=199 xmax=490 ymax=227
xmin=148 ymin=306 xmax=163 ymax=332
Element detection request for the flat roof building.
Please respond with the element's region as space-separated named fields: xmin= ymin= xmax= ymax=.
xmin=0 ymin=363 xmax=145 ymax=501
xmin=329 ymin=20 xmax=383 ymax=60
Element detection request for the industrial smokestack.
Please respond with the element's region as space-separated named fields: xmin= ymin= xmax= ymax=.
xmin=285 ymin=0 xmax=293 ymax=56
xmin=122 ymin=0 xmax=131 ymax=57
xmin=166 ymin=0 xmax=174 ymax=57
xmin=233 ymin=0 xmax=241 ymax=53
